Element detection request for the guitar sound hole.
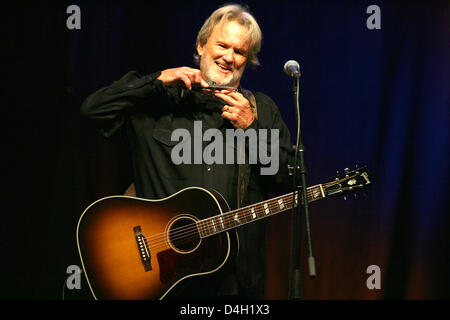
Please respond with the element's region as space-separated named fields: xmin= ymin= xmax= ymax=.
xmin=168 ymin=216 xmax=201 ymax=254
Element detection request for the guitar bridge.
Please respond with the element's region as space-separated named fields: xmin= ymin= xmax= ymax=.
xmin=133 ymin=226 xmax=152 ymax=271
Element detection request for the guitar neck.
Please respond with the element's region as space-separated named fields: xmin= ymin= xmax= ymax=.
xmin=197 ymin=184 xmax=326 ymax=238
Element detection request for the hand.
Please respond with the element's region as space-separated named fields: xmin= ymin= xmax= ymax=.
xmin=214 ymin=90 xmax=255 ymax=129
xmin=157 ymin=67 xmax=209 ymax=90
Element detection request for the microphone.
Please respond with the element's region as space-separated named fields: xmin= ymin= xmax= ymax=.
xmin=284 ymin=60 xmax=301 ymax=78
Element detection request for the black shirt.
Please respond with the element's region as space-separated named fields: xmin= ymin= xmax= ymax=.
xmin=81 ymin=70 xmax=294 ymax=298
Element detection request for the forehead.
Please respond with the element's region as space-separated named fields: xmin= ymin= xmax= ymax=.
xmin=208 ymin=20 xmax=250 ymax=50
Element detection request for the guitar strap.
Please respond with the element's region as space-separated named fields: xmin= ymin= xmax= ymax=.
xmin=124 ymin=183 xmax=136 ymax=197
xmin=237 ymin=89 xmax=258 ymax=209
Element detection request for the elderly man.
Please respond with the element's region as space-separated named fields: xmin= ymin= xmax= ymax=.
xmin=81 ymin=4 xmax=294 ymax=299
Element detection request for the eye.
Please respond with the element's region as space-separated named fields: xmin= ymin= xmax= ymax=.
xmin=235 ymin=50 xmax=247 ymax=57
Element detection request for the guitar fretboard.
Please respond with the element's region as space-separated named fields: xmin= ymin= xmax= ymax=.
xmin=197 ymin=184 xmax=325 ymax=238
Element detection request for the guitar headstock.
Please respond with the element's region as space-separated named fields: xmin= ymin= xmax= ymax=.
xmin=323 ymin=166 xmax=371 ymax=198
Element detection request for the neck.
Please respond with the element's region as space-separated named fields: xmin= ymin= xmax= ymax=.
xmin=196 ymin=184 xmax=326 ymax=238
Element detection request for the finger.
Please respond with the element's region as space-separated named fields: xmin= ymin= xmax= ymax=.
xmin=217 ymin=93 xmax=251 ymax=111
xmin=190 ymin=69 xmax=203 ymax=85
xmin=221 ymin=110 xmax=238 ymax=121
xmin=185 ymin=70 xmax=207 ymax=89
xmin=200 ymin=78 xmax=210 ymax=88
xmin=177 ymin=72 xmax=192 ymax=90
xmin=221 ymin=105 xmax=232 ymax=113
xmin=184 ymin=70 xmax=199 ymax=86
xmin=181 ymin=67 xmax=201 ymax=75
xmin=217 ymin=90 xmax=247 ymax=102
xmin=214 ymin=92 xmax=239 ymax=105
xmin=179 ymin=67 xmax=202 ymax=89
xmin=225 ymin=91 xmax=247 ymax=103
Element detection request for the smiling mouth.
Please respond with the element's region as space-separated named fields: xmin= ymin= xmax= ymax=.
xmin=216 ymin=62 xmax=232 ymax=73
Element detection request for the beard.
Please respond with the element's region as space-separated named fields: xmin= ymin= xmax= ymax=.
xmin=199 ymin=55 xmax=245 ymax=87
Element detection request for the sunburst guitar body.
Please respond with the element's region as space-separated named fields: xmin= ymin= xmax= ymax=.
xmin=77 ymin=187 xmax=234 ymax=300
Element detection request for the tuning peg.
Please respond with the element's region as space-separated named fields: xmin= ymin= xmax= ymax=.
xmin=344 ymin=168 xmax=350 ymax=178
xmin=343 ymin=196 xmax=347 ymax=200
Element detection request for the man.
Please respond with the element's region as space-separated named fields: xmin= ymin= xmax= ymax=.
xmin=81 ymin=4 xmax=294 ymax=299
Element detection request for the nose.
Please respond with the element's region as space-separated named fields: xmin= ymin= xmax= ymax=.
xmin=222 ymin=49 xmax=234 ymax=64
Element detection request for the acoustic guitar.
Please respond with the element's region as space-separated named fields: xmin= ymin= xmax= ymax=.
xmin=76 ymin=166 xmax=371 ymax=299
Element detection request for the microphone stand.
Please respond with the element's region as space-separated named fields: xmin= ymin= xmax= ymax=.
xmin=288 ymin=73 xmax=316 ymax=300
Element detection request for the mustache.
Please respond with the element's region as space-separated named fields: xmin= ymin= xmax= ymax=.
xmin=215 ymin=60 xmax=234 ymax=71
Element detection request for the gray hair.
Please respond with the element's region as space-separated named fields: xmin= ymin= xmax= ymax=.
xmin=194 ymin=4 xmax=262 ymax=68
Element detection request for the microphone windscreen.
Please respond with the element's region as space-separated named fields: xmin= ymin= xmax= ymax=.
xmin=284 ymin=60 xmax=300 ymax=77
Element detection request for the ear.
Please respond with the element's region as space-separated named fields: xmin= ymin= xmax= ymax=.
xmin=196 ymin=43 xmax=204 ymax=57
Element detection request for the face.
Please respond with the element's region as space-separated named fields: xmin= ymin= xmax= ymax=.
xmin=197 ymin=20 xmax=249 ymax=87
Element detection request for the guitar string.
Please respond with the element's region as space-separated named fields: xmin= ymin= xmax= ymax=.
xmin=145 ymin=194 xmax=298 ymax=252
xmin=192 ymin=175 xmax=363 ymax=239
xmin=143 ymin=177 xmax=352 ymax=252
xmin=143 ymin=181 xmax=342 ymax=252
xmin=153 ymin=190 xmax=300 ymax=241
xmin=143 ymin=190 xmax=299 ymax=243
xmin=136 ymin=176 xmax=360 ymax=252
xmin=148 ymin=176 xmax=365 ymax=252
xmin=144 ymin=192 xmax=299 ymax=252
xmin=146 ymin=191 xmax=333 ymax=254
xmin=143 ymin=177 xmax=349 ymax=245
xmin=145 ymin=192 xmax=305 ymax=252
xmin=143 ymin=190 xmax=299 ymax=244
xmin=145 ymin=193 xmax=296 ymax=251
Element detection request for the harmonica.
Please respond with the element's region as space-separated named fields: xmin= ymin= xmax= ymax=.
xmin=192 ymin=81 xmax=238 ymax=92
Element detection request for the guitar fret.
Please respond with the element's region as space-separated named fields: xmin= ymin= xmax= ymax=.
xmin=278 ymin=199 xmax=285 ymax=210
xmin=201 ymin=193 xmax=296 ymax=238
xmin=197 ymin=168 xmax=370 ymax=239
xmin=199 ymin=221 xmax=207 ymax=238
xmin=319 ymin=184 xmax=325 ymax=198
xmin=203 ymin=186 xmax=328 ymax=238
xmin=250 ymin=207 xmax=256 ymax=219
xmin=207 ymin=220 xmax=213 ymax=235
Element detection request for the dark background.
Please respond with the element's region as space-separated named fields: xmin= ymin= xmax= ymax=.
xmin=3 ymin=0 xmax=449 ymax=300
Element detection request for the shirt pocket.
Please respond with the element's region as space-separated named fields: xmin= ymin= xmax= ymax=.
xmin=152 ymin=128 xmax=179 ymax=147
xmin=153 ymin=124 xmax=193 ymax=180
